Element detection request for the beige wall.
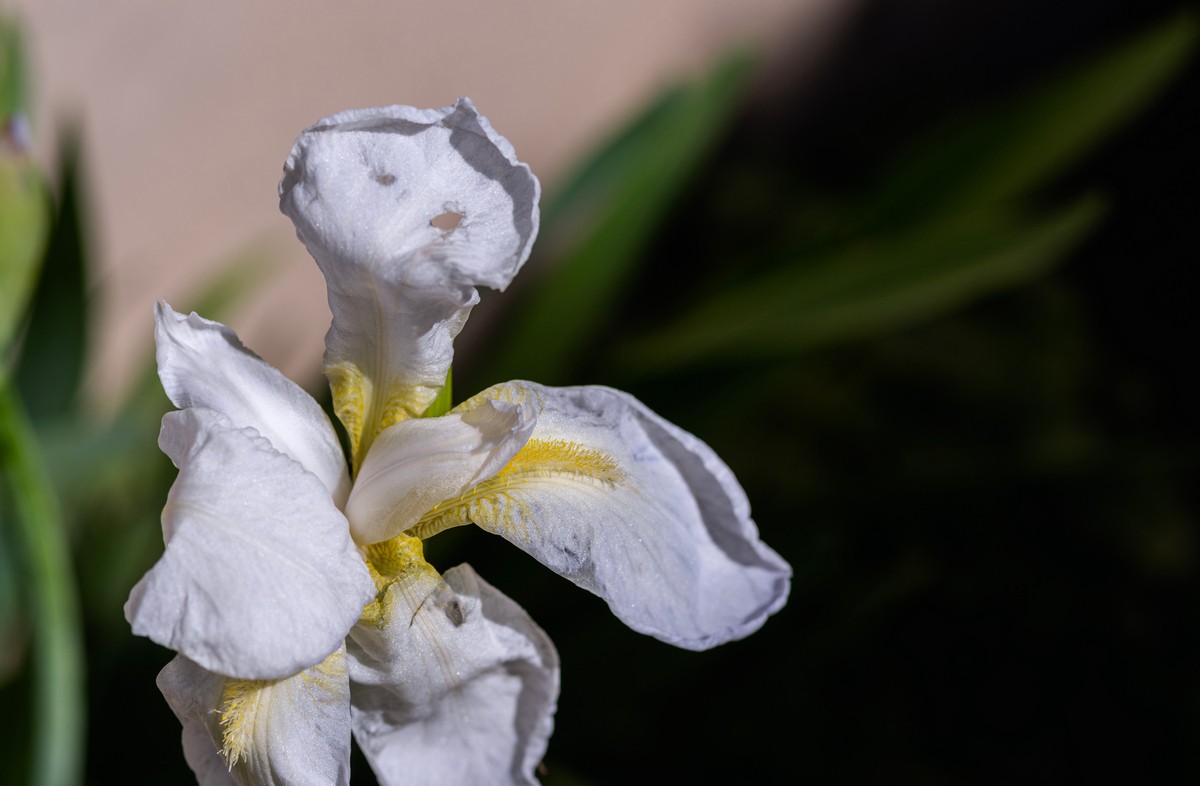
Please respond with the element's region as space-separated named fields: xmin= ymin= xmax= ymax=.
xmin=7 ymin=0 xmax=854 ymax=407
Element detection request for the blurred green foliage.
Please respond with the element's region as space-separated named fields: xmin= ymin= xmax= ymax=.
xmin=460 ymin=9 xmax=1199 ymax=784
xmin=479 ymin=48 xmax=758 ymax=384
xmin=1 ymin=4 xmax=1197 ymax=785
xmin=13 ymin=129 xmax=88 ymax=422
xmin=1 ymin=17 xmax=83 ymax=786
xmin=477 ymin=14 xmax=1194 ymax=382
xmin=0 ymin=18 xmax=44 ymax=356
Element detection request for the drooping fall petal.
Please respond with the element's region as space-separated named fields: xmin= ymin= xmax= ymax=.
xmin=434 ymin=382 xmax=791 ymax=650
xmin=126 ymin=408 xmax=374 ymax=680
xmin=158 ymin=649 xmax=354 ymax=786
xmin=347 ymin=557 xmax=558 ymax=786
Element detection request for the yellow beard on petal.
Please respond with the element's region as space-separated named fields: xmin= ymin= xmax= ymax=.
xmin=358 ymin=534 xmax=435 ymax=627
xmin=326 ymin=362 xmax=369 ymax=468
xmin=406 ymin=438 xmax=624 ymax=541
xmin=217 ymin=649 xmax=348 ymax=771
xmin=219 ymin=676 xmax=269 ymax=767
xmin=327 ymin=362 xmax=446 ymax=473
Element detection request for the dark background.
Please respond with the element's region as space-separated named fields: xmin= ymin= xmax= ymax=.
xmin=454 ymin=1 xmax=1199 ymax=783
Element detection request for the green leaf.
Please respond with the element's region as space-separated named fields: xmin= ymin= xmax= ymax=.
xmin=0 ymin=16 xmax=46 ymax=358
xmin=0 ymin=16 xmax=29 ymax=119
xmin=622 ymin=196 xmax=1105 ymax=370
xmin=420 ymin=367 xmax=453 ymax=418
xmin=13 ymin=131 xmax=89 ymax=422
xmin=0 ymin=494 xmax=29 ymax=686
xmin=479 ymin=47 xmax=759 ymax=384
xmin=0 ymin=379 xmax=84 ymax=786
xmin=0 ymin=156 xmax=48 ymax=357
xmin=858 ymin=13 xmax=1197 ymax=226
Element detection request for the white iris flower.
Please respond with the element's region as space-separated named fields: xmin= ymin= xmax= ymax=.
xmin=125 ymin=99 xmax=791 ymax=786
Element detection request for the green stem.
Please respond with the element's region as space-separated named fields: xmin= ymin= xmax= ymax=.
xmin=0 ymin=377 xmax=83 ymax=786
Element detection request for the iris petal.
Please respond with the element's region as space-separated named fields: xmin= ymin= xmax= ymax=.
xmin=347 ymin=561 xmax=558 ymax=786
xmin=158 ymin=650 xmax=353 ymax=786
xmin=154 ymin=301 xmax=351 ymax=505
xmin=445 ymin=382 xmax=792 ymax=650
xmin=279 ymin=98 xmax=540 ymax=465
xmin=126 ymin=408 xmax=374 ymax=679
xmin=344 ymin=396 xmax=536 ymax=544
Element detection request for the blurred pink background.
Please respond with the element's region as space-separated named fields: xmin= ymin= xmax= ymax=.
xmin=9 ymin=0 xmax=855 ymax=407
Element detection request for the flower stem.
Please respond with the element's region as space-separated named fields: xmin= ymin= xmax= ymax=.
xmin=0 ymin=377 xmax=84 ymax=786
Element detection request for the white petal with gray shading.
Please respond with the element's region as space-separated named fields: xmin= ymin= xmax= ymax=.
xmin=126 ymin=408 xmax=374 ymax=679
xmin=348 ymin=563 xmax=558 ymax=786
xmin=454 ymin=382 xmax=792 ymax=650
xmin=279 ymin=99 xmax=540 ymax=454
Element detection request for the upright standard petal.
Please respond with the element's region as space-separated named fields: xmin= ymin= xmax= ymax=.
xmin=125 ymin=408 xmax=374 ymax=680
xmin=344 ymin=396 xmax=536 ymax=545
xmin=279 ymin=98 xmax=540 ymax=466
xmin=425 ymin=382 xmax=791 ymax=650
xmin=154 ymin=301 xmax=351 ymax=505
xmin=348 ymin=545 xmax=558 ymax=786
xmin=158 ymin=650 xmax=354 ymax=786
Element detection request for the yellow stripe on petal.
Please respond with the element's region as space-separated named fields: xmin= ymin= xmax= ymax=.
xmin=364 ymin=533 xmax=429 ymax=581
xmin=377 ymin=386 xmax=431 ymax=434
xmin=507 ymin=439 xmax=623 ymax=482
xmin=329 ymin=363 xmax=455 ymax=473
xmin=326 ymin=362 xmax=369 ymax=467
xmin=407 ymin=438 xmax=623 ymax=540
xmin=219 ymin=676 xmax=269 ymax=767
xmin=359 ymin=534 xmax=438 ymax=627
xmin=217 ymin=648 xmax=349 ymax=774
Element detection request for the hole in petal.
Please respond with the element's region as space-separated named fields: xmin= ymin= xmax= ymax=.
xmin=431 ymin=211 xmax=464 ymax=232
xmin=374 ymin=172 xmax=397 ymax=186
